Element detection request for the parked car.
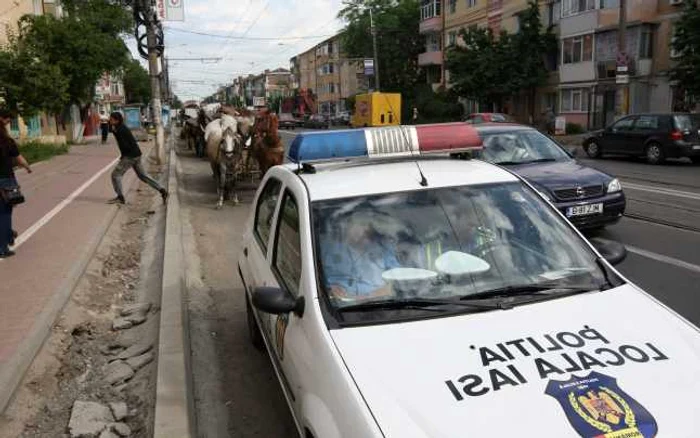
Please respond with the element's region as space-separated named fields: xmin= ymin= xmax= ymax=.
xmin=278 ymin=113 xmax=298 ymax=130
xmin=465 ymin=112 xmax=514 ymax=124
xmin=304 ymin=114 xmax=330 ymax=129
xmin=331 ymin=111 xmax=351 ymax=126
xmin=472 ymin=124 xmax=626 ymax=230
xmin=583 ymin=113 xmax=700 ymax=164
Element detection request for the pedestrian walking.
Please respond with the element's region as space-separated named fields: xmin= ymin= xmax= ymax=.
xmin=99 ymin=111 xmax=109 ymax=144
xmin=107 ymin=112 xmax=168 ymax=205
xmin=412 ymin=106 xmax=419 ymax=125
xmin=0 ymin=109 xmax=32 ymax=259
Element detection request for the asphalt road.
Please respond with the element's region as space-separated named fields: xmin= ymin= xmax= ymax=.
xmin=179 ymin=127 xmax=700 ymax=436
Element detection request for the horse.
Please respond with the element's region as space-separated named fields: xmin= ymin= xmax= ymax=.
xmin=205 ymin=114 xmax=244 ymax=209
xmin=251 ymin=109 xmax=284 ymax=175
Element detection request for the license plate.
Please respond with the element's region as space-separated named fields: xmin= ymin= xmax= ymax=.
xmin=567 ymin=203 xmax=603 ymax=217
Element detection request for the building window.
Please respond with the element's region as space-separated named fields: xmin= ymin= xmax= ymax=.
xmin=420 ymin=0 xmax=441 ymax=20
xmin=561 ymin=0 xmax=595 ymax=18
xmin=561 ymin=88 xmax=589 ymax=112
xmin=563 ymin=34 xmax=593 ymax=64
xmin=639 ymin=27 xmax=653 ymax=59
xmin=447 ymin=30 xmax=457 ymax=46
xmin=449 ymin=0 xmax=456 ymax=13
xmin=426 ymin=32 xmax=442 ymax=52
xmin=111 ymin=83 xmax=120 ymax=96
xmin=466 ymin=0 xmax=476 ymax=7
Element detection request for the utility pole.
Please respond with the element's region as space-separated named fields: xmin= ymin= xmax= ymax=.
xmin=144 ymin=0 xmax=165 ymax=164
xmin=616 ymin=0 xmax=629 ymax=117
xmin=370 ymin=8 xmax=380 ymax=92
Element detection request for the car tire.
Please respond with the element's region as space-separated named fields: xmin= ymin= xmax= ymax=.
xmin=691 ymin=157 xmax=700 ymax=165
xmin=585 ymin=140 xmax=602 ymax=158
xmin=645 ymin=142 xmax=665 ymax=165
xmin=246 ymin=295 xmax=264 ymax=351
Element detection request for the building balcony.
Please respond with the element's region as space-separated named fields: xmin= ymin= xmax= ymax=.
xmin=596 ymin=58 xmax=652 ymax=80
xmin=559 ymin=9 xmax=598 ymax=37
xmin=419 ymin=16 xmax=442 ymax=34
xmin=418 ymin=51 xmax=443 ymax=67
xmin=560 ymin=61 xmax=596 ymax=83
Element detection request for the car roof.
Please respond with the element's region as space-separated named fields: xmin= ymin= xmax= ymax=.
xmin=472 ymin=123 xmax=536 ymax=134
xmin=283 ymin=158 xmax=520 ymax=201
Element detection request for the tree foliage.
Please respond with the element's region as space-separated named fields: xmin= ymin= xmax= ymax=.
xmin=446 ymin=1 xmax=555 ymax=114
xmin=670 ymin=0 xmax=700 ymax=102
xmin=0 ymin=38 xmax=69 ymax=116
xmin=122 ymin=59 xmax=151 ymax=104
xmin=16 ymin=0 xmax=132 ymax=105
xmin=339 ymin=0 xmax=423 ymax=94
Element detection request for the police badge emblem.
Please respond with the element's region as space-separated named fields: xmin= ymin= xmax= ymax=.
xmin=545 ymin=371 xmax=657 ymax=438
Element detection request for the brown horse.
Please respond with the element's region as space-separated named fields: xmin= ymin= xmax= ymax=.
xmin=252 ymin=109 xmax=284 ymax=176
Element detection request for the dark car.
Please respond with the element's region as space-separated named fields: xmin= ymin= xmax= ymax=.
xmin=278 ymin=113 xmax=298 ymax=130
xmin=472 ymin=124 xmax=626 ymax=230
xmin=465 ymin=113 xmax=514 ymax=124
xmin=304 ymin=114 xmax=330 ymax=129
xmin=583 ymin=113 xmax=700 ymax=165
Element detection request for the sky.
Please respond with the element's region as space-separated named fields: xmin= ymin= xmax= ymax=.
xmin=126 ymin=0 xmax=345 ymax=101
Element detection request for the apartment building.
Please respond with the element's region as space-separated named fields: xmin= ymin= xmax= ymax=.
xmin=557 ymin=0 xmax=688 ymax=129
xmin=234 ymin=69 xmax=293 ymax=108
xmin=290 ymin=33 xmax=366 ymax=117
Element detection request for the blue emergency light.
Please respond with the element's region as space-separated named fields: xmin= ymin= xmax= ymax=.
xmin=287 ymin=123 xmax=483 ymax=164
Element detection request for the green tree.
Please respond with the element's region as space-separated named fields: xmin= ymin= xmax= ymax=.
xmin=670 ymin=0 xmax=700 ymax=104
xmin=339 ymin=0 xmax=423 ymax=94
xmin=122 ymin=59 xmax=151 ymax=104
xmin=511 ymin=1 xmax=557 ymax=119
xmin=446 ymin=1 xmax=554 ymax=115
xmin=171 ymin=95 xmax=183 ymax=109
xmin=0 ymin=42 xmax=69 ymax=116
xmin=17 ymin=0 xmax=132 ymax=105
xmin=446 ymin=27 xmax=515 ymax=111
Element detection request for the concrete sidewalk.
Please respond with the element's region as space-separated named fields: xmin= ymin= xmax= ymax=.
xmin=0 ymin=136 xmax=160 ymax=413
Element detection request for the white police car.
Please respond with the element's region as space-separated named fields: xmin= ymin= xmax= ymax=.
xmin=238 ymin=123 xmax=700 ymax=438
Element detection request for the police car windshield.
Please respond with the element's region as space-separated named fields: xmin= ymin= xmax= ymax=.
xmin=313 ymin=182 xmax=609 ymax=316
xmin=477 ymin=131 xmax=570 ymax=165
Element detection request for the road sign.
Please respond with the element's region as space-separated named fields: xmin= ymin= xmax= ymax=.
xmin=364 ymin=59 xmax=375 ymax=76
xmin=616 ymin=74 xmax=629 ymax=85
xmin=616 ymin=52 xmax=628 ymax=67
xmin=616 ymin=65 xmax=628 ymax=73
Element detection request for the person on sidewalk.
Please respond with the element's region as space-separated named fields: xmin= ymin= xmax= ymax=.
xmin=107 ymin=112 xmax=168 ymax=205
xmin=0 ymin=109 xmax=32 ymax=259
xmin=99 ymin=111 xmax=109 ymax=144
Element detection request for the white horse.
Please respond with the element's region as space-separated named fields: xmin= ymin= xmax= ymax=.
xmin=205 ymin=114 xmax=243 ymax=209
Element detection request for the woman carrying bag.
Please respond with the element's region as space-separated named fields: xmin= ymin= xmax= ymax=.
xmin=0 ymin=109 xmax=32 ymax=259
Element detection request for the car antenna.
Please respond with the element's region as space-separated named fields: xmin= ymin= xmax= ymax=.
xmin=382 ymin=95 xmax=428 ymax=187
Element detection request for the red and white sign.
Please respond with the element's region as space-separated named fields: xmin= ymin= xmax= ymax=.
xmin=156 ymin=0 xmax=184 ymax=21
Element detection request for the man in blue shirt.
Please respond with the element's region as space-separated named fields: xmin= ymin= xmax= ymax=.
xmin=321 ymin=219 xmax=400 ymax=299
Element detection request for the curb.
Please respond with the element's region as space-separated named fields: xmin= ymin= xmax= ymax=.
xmin=153 ymin=138 xmax=195 ymax=437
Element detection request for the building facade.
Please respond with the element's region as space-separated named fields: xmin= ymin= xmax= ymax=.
xmin=234 ymin=68 xmax=293 ymax=108
xmin=290 ymin=32 xmax=366 ymax=117
xmin=422 ymin=0 xmax=691 ymax=129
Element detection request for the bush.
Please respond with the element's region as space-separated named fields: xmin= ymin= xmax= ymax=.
xmin=19 ymin=141 xmax=69 ymax=164
xmin=566 ymin=122 xmax=584 ymax=135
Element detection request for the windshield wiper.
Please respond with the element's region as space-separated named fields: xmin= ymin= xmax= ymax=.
xmin=337 ymin=297 xmax=501 ymax=313
xmin=521 ymin=158 xmax=557 ymax=164
xmin=493 ymin=160 xmax=522 ymax=165
xmin=460 ymin=282 xmax=603 ymax=302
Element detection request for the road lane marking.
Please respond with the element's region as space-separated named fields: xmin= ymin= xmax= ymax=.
xmin=622 ymin=181 xmax=700 ymax=201
xmin=12 ymin=157 xmax=120 ymax=250
xmin=626 ymin=245 xmax=700 ymax=275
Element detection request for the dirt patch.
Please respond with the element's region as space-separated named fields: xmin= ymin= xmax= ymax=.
xmin=0 ymin=162 xmax=167 ymax=438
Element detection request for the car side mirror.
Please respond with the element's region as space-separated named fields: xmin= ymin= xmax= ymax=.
xmin=252 ymin=287 xmax=305 ymax=317
xmin=589 ymin=237 xmax=627 ymax=266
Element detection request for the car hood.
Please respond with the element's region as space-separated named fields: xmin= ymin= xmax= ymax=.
xmin=508 ymin=160 xmax=611 ymax=189
xmin=331 ymin=284 xmax=700 ymax=438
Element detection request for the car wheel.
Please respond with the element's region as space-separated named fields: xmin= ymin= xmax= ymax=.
xmin=246 ymin=295 xmax=264 ymax=351
xmin=585 ymin=140 xmax=602 ymax=158
xmin=645 ymin=142 xmax=665 ymax=165
xmin=691 ymin=157 xmax=700 ymax=165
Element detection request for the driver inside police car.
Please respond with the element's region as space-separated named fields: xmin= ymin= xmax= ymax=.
xmin=321 ymin=215 xmax=400 ymax=299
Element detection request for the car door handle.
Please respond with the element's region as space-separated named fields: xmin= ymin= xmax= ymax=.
xmin=243 ymin=247 xmax=248 ymax=257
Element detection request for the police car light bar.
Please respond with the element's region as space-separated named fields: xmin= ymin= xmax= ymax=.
xmin=287 ymin=123 xmax=482 ymax=164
